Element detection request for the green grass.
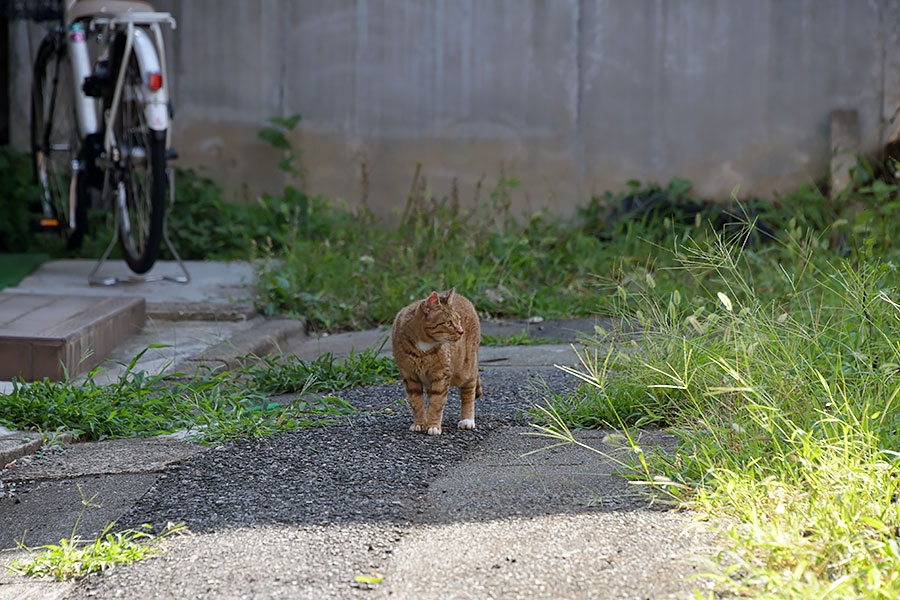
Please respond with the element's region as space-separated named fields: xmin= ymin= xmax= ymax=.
xmin=0 ymin=347 xmax=396 ymax=442
xmin=251 ymin=152 xmax=900 ymax=332
xmin=252 ymin=177 xmax=610 ymax=330
xmin=0 ymin=252 xmax=49 ymax=290
xmin=7 ymin=486 xmax=184 ymax=581
xmin=243 ymin=347 xmax=399 ymax=394
xmin=8 ymin=129 xmax=897 ymax=338
xmin=531 ymin=222 xmax=900 ymax=598
xmin=9 ymin=522 xmax=184 ymax=581
xmin=481 ymin=329 xmax=554 ymax=346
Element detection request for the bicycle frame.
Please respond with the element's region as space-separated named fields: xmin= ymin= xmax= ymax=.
xmin=97 ymin=13 xmax=175 ymax=152
xmin=61 ymin=7 xmax=176 ymax=152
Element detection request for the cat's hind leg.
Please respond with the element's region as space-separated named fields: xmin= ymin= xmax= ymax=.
xmin=458 ymin=378 xmax=478 ymax=430
xmin=405 ymin=379 xmax=427 ymax=432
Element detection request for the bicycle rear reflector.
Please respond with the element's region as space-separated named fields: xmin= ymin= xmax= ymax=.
xmin=148 ymin=72 xmax=163 ymax=91
xmin=31 ymin=218 xmax=62 ymax=232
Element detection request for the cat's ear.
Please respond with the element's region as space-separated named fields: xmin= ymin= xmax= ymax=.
xmin=438 ymin=288 xmax=455 ymax=304
xmin=423 ymin=291 xmax=439 ymax=314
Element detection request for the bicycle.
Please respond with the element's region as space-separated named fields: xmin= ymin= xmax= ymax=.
xmin=8 ymin=0 xmax=188 ymax=283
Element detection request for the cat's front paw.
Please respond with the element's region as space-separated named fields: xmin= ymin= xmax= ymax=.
xmin=458 ymin=419 xmax=475 ymax=430
xmin=426 ymin=426 xmax=442 ymax=436
xmin=410 ymin=424 xmax=425 ymax=432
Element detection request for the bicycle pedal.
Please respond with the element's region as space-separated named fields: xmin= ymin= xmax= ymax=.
xmin=166 ymin=148 xmax=179 ymax=161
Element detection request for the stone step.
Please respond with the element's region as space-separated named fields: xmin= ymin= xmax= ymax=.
xmin=0 ymin=292 xmax=145 ymax=381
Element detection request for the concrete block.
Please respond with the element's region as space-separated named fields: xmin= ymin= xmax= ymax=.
xmin=0 ymin=293 xmax=146 ymax=381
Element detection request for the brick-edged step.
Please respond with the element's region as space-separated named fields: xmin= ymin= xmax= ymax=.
xmin=0 ymin=292 xmax=145 ymax=381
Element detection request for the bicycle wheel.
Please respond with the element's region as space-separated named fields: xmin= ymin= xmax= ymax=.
xmin=110 ymin=53 xmax=167 ymax=274
xmin=31 ymin=32 xmax=88 ymax=249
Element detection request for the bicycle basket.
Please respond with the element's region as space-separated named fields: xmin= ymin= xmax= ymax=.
xmin=1 ymin=0 xmax=62 ymax=21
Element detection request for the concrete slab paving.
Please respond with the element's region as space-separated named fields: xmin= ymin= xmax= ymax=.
xmin=8 ymin=259 xmax=255 ymax=319
xmin=169 ymin=318 xmax=307 ymax=375
xmin=418 ymin=427 xmax=675 ymax=521
xmin=0 ymin=437 xmax=209 ymax=550
xmin=381 ymin=427 xmax=715 ymax=599
xmin=0 ymin=581 xmax=74 ymax=600
xmin=1 ymin=437 xmax=210 ymax=483
xmin=89 ymin=317 xmax=263 ymax=384
xmin=383 ymin=510 xmax=716 ymax=600
xmin=281 ymin=327 xmax=391 ymax=360
xmin=0 ymin=473 xmax=160 ymax=550
xmin=0 ymin=429 xmax=42 ymax=470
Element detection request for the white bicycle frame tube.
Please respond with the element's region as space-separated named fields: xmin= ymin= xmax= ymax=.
xmin=64 ymin=20 xmax=99 ymax=137
xmin=103 ymin=13 xmax=176 ymax=155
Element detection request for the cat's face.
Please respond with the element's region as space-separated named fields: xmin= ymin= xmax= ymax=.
xmin=422 ymin=290 xmax=465 ymax=342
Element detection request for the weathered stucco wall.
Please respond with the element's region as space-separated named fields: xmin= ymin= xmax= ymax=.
xmin=9 ymin=0 xmax=900 ymax=217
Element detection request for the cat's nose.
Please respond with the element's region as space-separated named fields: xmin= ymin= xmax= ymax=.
xmin=457 ymin=327 xmax=464 ymax=335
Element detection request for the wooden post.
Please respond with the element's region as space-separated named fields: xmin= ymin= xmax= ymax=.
xmin=829 ymin=109 xmax=860 ymax=201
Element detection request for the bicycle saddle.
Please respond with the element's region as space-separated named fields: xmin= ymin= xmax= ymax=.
xmin=67 ymin=0 xmax=156 ymax=21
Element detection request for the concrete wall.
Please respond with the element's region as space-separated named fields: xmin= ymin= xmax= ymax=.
xmin=9 ymin=0 xmax=900 ymax=218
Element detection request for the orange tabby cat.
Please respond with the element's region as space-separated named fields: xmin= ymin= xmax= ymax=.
xmin=391 ymin=288 xmax=482 ymax=435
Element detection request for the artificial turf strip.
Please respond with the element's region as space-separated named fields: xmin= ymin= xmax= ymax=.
xmin=0 ymin=253 xmax=49 ymax=290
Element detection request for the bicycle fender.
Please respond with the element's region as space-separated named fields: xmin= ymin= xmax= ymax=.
xmin=131 ymin=27 xmax=169 ymax=132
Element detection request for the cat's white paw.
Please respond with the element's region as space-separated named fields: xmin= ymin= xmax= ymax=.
xmin=410 ymin=424 xmax=425 ymax=432
xmin=426 ymin=426 xmax=442 ymax=436
xmin=458 ymin=419 xmax=476 ymax=430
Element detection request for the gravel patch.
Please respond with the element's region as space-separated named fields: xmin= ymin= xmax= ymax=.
xmin=324 ymin=366 xmax=576 ymax=425
xmin=118 ymin=367 xmax=574 ymax=533
xmin=119 ymin=422 xmax=489 ymax=532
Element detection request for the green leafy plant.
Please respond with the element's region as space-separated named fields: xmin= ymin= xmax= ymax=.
xmin=8 ymin=485 xmax=184 ymax=581
xmin=254 ymin=168 xmax=611 ymax=330
xmin=0 ymin=146 xmax=43 ymax=253
xmin=0 ymin=345 xmax=395 ymax=442
xmin=258 ymin=114 xmax=305 ymax=180
xmin=9 ymin=523 xmax=184 ymax=581
xmin=355 ymin=570 xmax=383 ymax=585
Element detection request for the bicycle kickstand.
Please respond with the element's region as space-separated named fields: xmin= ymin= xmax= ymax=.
xmin=88 ymin=168 xmax=191 ymax=286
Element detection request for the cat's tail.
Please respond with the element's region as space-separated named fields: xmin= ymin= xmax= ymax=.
xmin=475 ymin=373 xmax=483 ymax=398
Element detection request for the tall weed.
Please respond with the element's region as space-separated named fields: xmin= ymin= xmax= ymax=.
xmin=537 ymin=222 xmax=900 ymax=598
xmin=253 ymin=170 xmax=609 ymax=330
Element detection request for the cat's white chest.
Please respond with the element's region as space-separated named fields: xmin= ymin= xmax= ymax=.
xmin=415 ymin=340 xmax=439 ymax=352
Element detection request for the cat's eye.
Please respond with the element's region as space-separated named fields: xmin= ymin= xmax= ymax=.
xmin=445 ymin=320 xmax=453 ymax=327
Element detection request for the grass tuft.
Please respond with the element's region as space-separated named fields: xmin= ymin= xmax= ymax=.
xmin=7 ymin=485 xmax=185 ymax=581
xmin=9 ymin=522 xmax=184 ymax=581
xmin=535 ymin=221 xmax=900 ymax=598
xmin=242 ymin=347 xmax=399 ymax=394
xmin=481 ymin=329 xmax=554 ymax=346
xmin=0 ymin=347 xmax=398 ymax=442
